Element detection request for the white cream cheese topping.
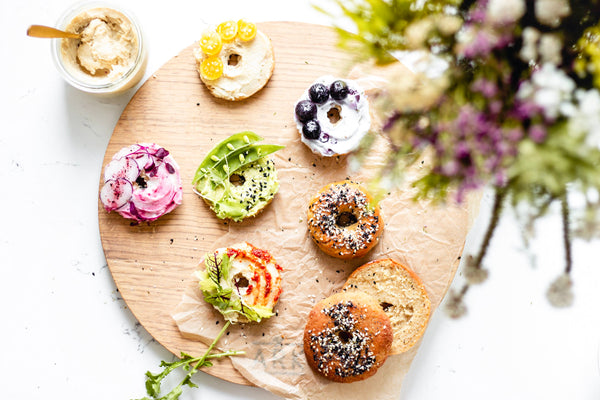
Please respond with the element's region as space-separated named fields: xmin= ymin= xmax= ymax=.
xmin=194 ymin=30 xmax=274 ymax=101
xmin=295 ymin=75 xmax=371 ymax=156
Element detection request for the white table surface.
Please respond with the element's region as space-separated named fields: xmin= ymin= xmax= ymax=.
xmin=2 ymin=1 xmax=600 ymax=399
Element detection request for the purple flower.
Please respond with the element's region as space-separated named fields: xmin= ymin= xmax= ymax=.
xmin=455 ymin=142 xmax=472 ymax=164
xmin=495 ymin=33 xmax=515 ymax=49
xmin=469 ymin=9 xmax=487 ymax=24
xmin=494 ymin=170 xmax=508 ymax=187
xmin=506 ymin=128 xmax=524 ymax=142
xmin=466 ymin=0 xmax=489 ymax=24
xmin=441 ymin=160 xmax=460 ymax=176
xmin=472 ymin=78 xmax=499 ymax=98
xmin=529 ymin=125 xmax=547 ymax=143
xmin=462 ymin=31 xmax=495 ymax=58
xmin=513 ymin=100 xmax=542 ymax=120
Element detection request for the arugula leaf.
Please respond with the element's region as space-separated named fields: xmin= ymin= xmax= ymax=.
xmin=133 ymin=321 xmax=244 ymax=400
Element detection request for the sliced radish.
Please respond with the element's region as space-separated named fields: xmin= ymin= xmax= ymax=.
xmin=130 ymin=151 xmax=152 ymax=171
xmin=103 ymin=157 xmax=140 ymax=182
xmin=114 ymin=144 xmax=142 ymax=160
xmin=100 ymin=178 xmax=133 ymax=211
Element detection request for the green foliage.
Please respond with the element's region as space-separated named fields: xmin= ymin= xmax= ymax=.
xmin=412 ymin=172 xmax=453 ymax=201
xmin=199 ymin=252 xmax=274 ymax=322
xmin=134 ymin=321 xmax=243 ymax=400
xmin=200 ymin=253 xmax=233 ymax=311
xmin=508 ymin=123 xmax=600 ymax=206
xmin=317 ymin=0 xmax=461 ymax=63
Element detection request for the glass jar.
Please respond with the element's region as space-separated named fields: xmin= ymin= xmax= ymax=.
xmin=51 ymin=2 xmax=148 ymax=95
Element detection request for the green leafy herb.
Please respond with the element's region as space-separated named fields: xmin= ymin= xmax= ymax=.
xmin=133 ymin=320 xmax=243 ymax=400
xmin=200 ymin=252 xmax=233 ymax=310
xmin=199 ymin=252 xmax=274 ymax=322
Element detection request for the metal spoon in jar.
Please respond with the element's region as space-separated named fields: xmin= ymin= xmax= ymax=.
xmin=27 ymin=25 xmax=80 ymax=39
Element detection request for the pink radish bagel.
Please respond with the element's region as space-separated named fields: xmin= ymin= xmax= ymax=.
xmin=100 ymin=143 xmax=183 ymax=222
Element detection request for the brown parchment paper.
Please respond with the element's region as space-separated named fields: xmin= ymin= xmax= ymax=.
xmin=173 ymin=63 xmax=480 ymax=398
xmin=172 ymin=128 xmax=480 ymax=399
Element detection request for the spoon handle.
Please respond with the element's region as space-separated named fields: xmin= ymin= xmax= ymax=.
xmin=27 ymin=25 xmax=80 ymax=39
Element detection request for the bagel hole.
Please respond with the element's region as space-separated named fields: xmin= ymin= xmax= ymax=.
xmin=380 ymin=302 xmax=394 ymax=312
xmin=338 ymin=330 xmax=352 ymax=343
xmin=327 ymin=105 xmax=342 ymax=124
xmin=228 ymin=53 xmax=241 ymax=66
xmin=233 ymin=274 xmax=249 ymax=289
xmin=336 ymin=211 xmax=358 ymax=227
xmin=229 ymin=173 xmax=245 ymax=186
xmin=135 ymin=175 xmax=147 ymax=189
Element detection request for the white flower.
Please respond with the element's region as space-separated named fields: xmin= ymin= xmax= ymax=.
xmin=517 ymin=63 xmax=575 ymax=119
xmin=405 ymin=15 xmax=462 ymax=49
xmin=405 ymin=18 xmax=435 ymax=49
xmin=539 ymin=34 xmax=563 ymax=65
xmin=568 ymin=89 xmax=600 ymax=147
xmin=487 ymin=0 xmax=525 ymax=25
xmin=519 ymin=27 xmax=540 ymax=63
xmin=535 ymin=0 xmax=571 ymax=27
xmin=437 ymin=15 xmax=462 ymax=36
xmin=546 ymin=273 xmax=574 ymax=307
xmin=393 ymin=50 xmax=449 ymax=79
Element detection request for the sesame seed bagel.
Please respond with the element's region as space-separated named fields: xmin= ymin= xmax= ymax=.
xmin=303 ymin=291 xmax=393 ymax=383
xmin=307 ymin=180 xmax=383 ymax=259
xmin=343 ymin=259 xmax=431 ymax=354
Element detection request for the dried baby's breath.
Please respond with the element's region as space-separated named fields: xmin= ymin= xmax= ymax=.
xmin=546 ymin=273 xmax=574 ymax=307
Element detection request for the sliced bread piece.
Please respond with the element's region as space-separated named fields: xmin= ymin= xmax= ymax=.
xmin=343 ymin=258 xmax=431 ymax=354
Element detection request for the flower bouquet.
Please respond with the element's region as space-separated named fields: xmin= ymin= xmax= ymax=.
xmin=322 ymin=0 xmax=600 ymax=315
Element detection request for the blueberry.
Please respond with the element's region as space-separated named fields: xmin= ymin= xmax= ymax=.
xmin=330 ymin=80 xmax=349 ymax=100
xmin=295 ymin=100 xmax=317 ymax=123
xmin=302 ymin=120 xmax=321 ymax=140
xmin=309 ymin=83 xmax=329 ymax=104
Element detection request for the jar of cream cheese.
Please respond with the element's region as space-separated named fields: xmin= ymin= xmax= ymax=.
xmin=52 ymin=2 xmax=148 ymax=94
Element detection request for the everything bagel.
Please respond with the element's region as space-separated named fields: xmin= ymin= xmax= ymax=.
xmin=307 ymin=180 xmax=383 ymax=259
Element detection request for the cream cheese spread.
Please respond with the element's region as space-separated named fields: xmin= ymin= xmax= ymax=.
xmin=295 ymin=75 xmax=371 ymax=156
xmin=60 ymin=7 xmax=140 ymax=85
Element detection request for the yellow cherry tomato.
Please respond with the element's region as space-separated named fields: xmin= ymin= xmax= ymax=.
xmin=199 ymin=29 xmax=223 ymax=56
xmin=200 ymin=56 xmax=223 ymax=80
xmin=216 ymin=20 xmax=238 ymax=42
xmin=237 ymin=19 xmax=257 ymax=41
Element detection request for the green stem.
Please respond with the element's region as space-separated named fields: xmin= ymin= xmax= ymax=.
xmin=473 ymin=186 xmax=507 ymax=269
xmin=205 ymin=349 xmax=245 ymax=359
xmin=561 ymin=193 xmax=573 ymax=275
xmin=454 ymin=186 xmax=507 ymax=304
xmin=191 ymin=320 xmax=232 ymax=373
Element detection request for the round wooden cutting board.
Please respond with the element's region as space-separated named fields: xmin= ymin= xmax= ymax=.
xmin=98 ymin=22 xmax=363 ymax=385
